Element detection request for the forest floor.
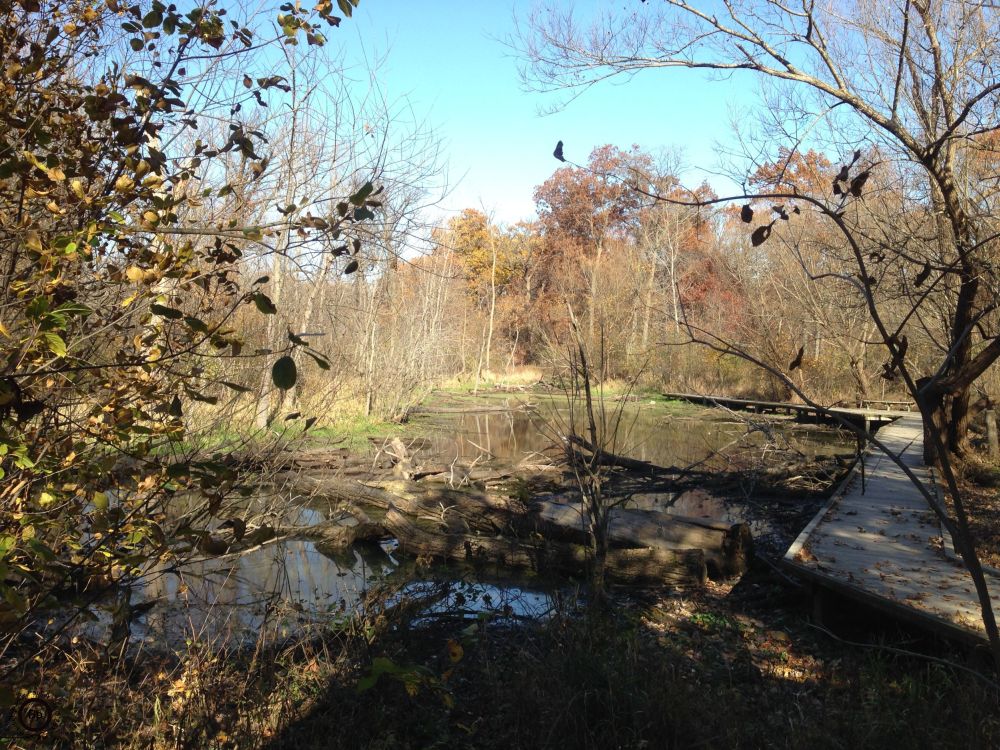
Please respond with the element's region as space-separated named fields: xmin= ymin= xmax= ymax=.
xmin=957 ymin=460 xmax=1000 ymax=569
xmin=56 ymin=556 xmax=998 ymax=749
xmin=276 ymin=569 xmax=999 ymax=750
xmin=26 ymin=400 xmax=1000 ymax=748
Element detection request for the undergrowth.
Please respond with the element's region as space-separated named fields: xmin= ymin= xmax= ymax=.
xmin=12 ymin=571 xmax=997 ymax=749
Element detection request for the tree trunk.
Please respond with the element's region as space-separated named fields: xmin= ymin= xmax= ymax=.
xmin=948 ymin=387 xmax=973 ymax=458
xmin=641 ymin=252 xmax=656 ymax=350
xmin=669 ymin=242 xmax=681 ymax=334
xmin=485 ymin=230 xmax=497 ymax=373
xmin=918 ymin=379 xmax=972 ymax=465
xmin=536 ymin=500 xmax=753 ymax=578
xmin=384 ymin=506 xmax=707 ymax=586
xmin=849 ymin=357 xmax=871 ymax=401
xmin=588 ymin=241 xmax=604 ymax=343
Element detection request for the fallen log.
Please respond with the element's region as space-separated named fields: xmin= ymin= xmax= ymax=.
xmin=296 ymin=476 xmax=526 ymax=537
xmin=535 ymin=501 xmax=753 ymax=578
xmin=566 ymin=434 xmax=665 ymax=473
xmin=383 ymin=505 xmax=707 ymax=587
xmin=271 ymin=451 xmax=394 ymax=474
xmin=297 ymin=521 xmax=386 ymax=550
xmin=290 ymin=475 xmax=719 ymax=587
xmin=406 ymin=402 xmax=536 ymax=415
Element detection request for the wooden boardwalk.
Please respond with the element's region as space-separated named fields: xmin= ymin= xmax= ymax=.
xmin=661 ymin=392 xmax=911 ymax=431
xmin=783 ymin=415 xmax=1000 ymax=645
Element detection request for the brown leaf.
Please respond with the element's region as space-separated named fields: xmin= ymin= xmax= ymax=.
xmin=914 ymin=261 xmax=931 ymax=287
xmin=789 ymin=346 xmax=804 ymax=371
xmin=849 ymin=170 xmax=870 ymax=197
xmin=750 ymin=224 xmax=771 ymax=247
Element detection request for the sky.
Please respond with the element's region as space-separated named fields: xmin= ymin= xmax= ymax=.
xmin=333 ymin=1 xmax=758 ymax=226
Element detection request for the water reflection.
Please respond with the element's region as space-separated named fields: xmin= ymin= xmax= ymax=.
xmin=412 ymin=399 xmax=848 ymax=468
xmin=133 ymin=540 xmax=392 ymax=648
xmin=124 ymin=399 xmax=849 ymax=647
xmin=399 ymin=578 xmax=564 ymax=624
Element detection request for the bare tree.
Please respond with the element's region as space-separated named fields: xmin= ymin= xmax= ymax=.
xmin=517 ymin=0 xmax=1000 ymax=460
xmin=516 ymin=0 xmax=1000 ymax=665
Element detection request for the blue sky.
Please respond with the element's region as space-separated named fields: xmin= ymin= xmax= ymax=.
xmin=335 ymin=1 xmax=754 ymax=225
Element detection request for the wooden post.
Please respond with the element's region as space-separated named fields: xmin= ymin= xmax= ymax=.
xmin=986 ymin=409 xmax=999 ymax=460
xmin=811 ymin=583 xmax=826 ymax=627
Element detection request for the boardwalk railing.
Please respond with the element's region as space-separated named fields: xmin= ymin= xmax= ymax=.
xmin=857 ymin=398 xmax=917 ymax=412
xmin=661 ymin=392 xmax=912 ymax=431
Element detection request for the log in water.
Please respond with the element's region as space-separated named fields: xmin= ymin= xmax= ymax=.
xmin=534 ymin=501 xmax=753 ymax=578
xmin=383 ymin=505 xmax=708 ymax=587
xmin=288 ymin=473 xmax=747 ymax=587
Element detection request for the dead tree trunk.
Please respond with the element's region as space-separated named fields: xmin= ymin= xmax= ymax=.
xmin=384 ymin=506 xmax=707 ymax=586
xmin=536 ymin=501 xmax=752 ymax=578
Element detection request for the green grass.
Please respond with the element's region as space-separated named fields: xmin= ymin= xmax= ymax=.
xmin=145 ymin=413 xmax=404 ymax=457
xmin=305 ymin=415 xmax=404 ymax=451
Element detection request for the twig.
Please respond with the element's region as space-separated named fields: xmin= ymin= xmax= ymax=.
xmin=806 ymin=622 xmax=1000 ymax=689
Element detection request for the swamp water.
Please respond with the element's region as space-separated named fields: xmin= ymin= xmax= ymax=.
xmin=125 ymin=399 xmax=853 ymax=649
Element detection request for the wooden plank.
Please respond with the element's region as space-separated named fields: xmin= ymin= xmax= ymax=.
xmin=661 ymin=392 xmax=915 ymax=425
xmin=782 ymin=415 xmax=1000 ymax=644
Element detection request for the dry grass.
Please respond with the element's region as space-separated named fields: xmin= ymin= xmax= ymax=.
xmin=440 ymin=366 xmax=545 ymax=391
xmin=14 ymin=568 xmax=1000 ymax=750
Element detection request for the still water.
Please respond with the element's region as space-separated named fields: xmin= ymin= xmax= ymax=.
xmin=411 ymin=396 xmax=849 ymax=468
xmin=127 ymin=399 xmax=851 ymax=648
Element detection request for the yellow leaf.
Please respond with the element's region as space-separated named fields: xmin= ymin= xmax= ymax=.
xmin=25 ymin=230 xmax=42 ymax=252
xmin=22 ymin=150 xmax=43 ymax=169
xmin=70 ymin=179 xmax=86 ymax=200
xmin=125 ymin=266 xmax=144 ymax=283
xmin=39 ymin=492 xmax=55 ymax=506
xmin=114 ymin=175 xmax=134 ymax=193
xmin=45 ymin=200 xmax=62 ymax=215
xmin=447 ymin=639 xmax=464 ymax=663
xmin=47 ymin=166 xmax=66 ymax=181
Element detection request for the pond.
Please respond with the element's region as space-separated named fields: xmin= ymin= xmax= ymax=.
xmin=118 ymin=397 xmax=853 ymax=650
xmin=97 ymin=536 xmax=565 ymax=651
xmin=409 ymin=394 xmax=852 ymax=468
